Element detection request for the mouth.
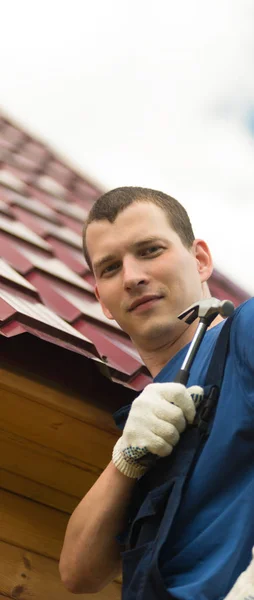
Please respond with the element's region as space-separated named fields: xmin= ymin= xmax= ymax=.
xmin=130 ymin=296 xmax=163 ymax=313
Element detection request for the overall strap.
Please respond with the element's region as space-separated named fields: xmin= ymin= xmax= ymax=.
xmin=195 ymin=313 xmax=235 ymax=436
xmin=205 ymin=313 xmax=234 ymax=387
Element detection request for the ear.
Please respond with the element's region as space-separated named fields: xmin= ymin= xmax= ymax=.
xmin=193 ymin=239 xmax=213 ymax=283
xmin=94 ymin=285 xmax=115 ymax=320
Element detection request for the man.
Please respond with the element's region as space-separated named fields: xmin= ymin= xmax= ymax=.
xmin=59 ymin=187 xmax=254 ymax=599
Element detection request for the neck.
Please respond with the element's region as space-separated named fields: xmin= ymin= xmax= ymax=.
xmin=139 ymin=313 xmax=224 ymax=378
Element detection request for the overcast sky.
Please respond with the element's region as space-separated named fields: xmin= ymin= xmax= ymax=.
xmin=1 ymin=0 xmax=254 ymax=293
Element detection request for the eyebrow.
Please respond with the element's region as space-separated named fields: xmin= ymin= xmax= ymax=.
xmin=94 ymin=236 xmax=167 ymax=272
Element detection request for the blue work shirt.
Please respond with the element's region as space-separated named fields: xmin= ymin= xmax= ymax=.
xmin=153 ymin=298 xmax=254 ymax=599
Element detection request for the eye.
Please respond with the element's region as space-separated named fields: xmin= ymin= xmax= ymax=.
xmin=101 ymin=262 xmax=120 ymax=276
xmin=141 ymin=246 xmax=162 ymax=256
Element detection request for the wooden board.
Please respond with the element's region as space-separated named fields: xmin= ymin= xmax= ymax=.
xmin=1 ymin=488 xmax=122 ymax=579
xmin=0 ymin=539 xmax=121 ymax=600
xmin=1 ymin=488 xmax=67 ymax=560
xmin=0 ymin=428 xmax=100 ymax=512
xmin=1 ymin=469 xmax=80 ymax=514
xmin=0 ymin=388 xmax=118 ymax=471
xmin=0 ymin=365 xmax=120 ymax=434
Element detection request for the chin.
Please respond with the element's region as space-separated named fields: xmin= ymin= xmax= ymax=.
xmin=140 ymin=320 xmax=175 ymax=342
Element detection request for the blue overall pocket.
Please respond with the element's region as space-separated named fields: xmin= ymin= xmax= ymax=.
xmin=120 ymin=477 xmax=177 ymax=599
xmin=121 ymin=481 xmax=179 ymax=600
xmin=121 ymin=541 xmax=154 ymax=600
xmin=126 ymin=479 xmax=175 ymax=550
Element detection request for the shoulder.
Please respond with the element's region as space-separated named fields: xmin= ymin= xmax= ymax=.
xmin=233 ymin=297 xmax=254 ymax=325
xmin=231 ymin=298 xmax=254 ymax=374
xmin=231 ymin=298 xmax=254 ymax=337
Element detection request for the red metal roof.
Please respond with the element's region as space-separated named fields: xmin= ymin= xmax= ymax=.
xmin=0 ymin=114 xmax=250 ymax=390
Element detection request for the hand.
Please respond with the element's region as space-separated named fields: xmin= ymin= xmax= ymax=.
xmin=112 ymin=382 xmax=203 ymax=479
xmin=224 ymin=547 xmax=254 ymax=600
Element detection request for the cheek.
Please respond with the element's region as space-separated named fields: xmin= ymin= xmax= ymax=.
xmin=155 ymin=256 xmax=186 ymax=284
xmin=166 ymin=255 xmax=198 ymax=290
xmin=179 ymin=259 xmax=201 ymax=293
xmin=99 ymin=282 xmax=121 ymax=314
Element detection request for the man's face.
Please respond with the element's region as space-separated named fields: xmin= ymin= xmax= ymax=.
xmin=86 ymin=201 xmax=211 ymax=351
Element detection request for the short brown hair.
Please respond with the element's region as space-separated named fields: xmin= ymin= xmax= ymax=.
xmin=83 ymin=186 xmax=195 ymax=271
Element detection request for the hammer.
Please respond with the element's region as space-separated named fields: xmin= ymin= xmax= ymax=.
xmin=139 ymin=297 xmax=235 ymax=467
xmin=174 ymin=297 xmax=235 ymax=385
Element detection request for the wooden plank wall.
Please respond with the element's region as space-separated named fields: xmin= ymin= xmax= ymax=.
xmin=0 ymin=365 xmax=122 ymax=599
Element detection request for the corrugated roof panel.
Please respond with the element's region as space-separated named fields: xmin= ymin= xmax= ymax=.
xmin=44 ymin=222 xmax=82 ymax=249
xmin=20 ymin=246 xmax=91 ymax=291
xmin=0 ymin=285 xmax=99 ymax=356
xmin=0 ymin=124 xmax=24 ymax=148
xmin=47 ymin=237 xmax=89 ymax=276
xmin=0 ymin=184 xmax=18 ymax=202
xmin=27 ymin=271 xmax=84 ymax=322
xmin=67 ymin=190 xmax=95 ymax=210
xmin=21 ymin=141 xmax=48 ymax=162
xmin=99 ymin=328 xmax=145 ymax=363
xmin=74 ymin=179 xmax=101 ymax=200
xmin=4 ymin=163 xmax=35 ymax=184
xmin=10 ymin=205 xmax=48 ymax=237
xmin=9 ymin=152 xmax=41 ymax=172
xmin=47 ymin=160 xmax=73 ymax=186
xmin=51 ymin=198 xmax=87 ymax=222
xmin=0 ymin=317 xmax=103 ymax=364
xmin=74 ymin=318 xmax=143 ymax=375
xmin=0 ymin=320 xmax=26 ymax=337
xmin=0 ymin=297 xmax=16 ymax=322
xmin=21 ymin=325 xmax=105 ymax=362
xmin=9 ymin=193 xmax=60 ymax=223
xmin=0 ymin=258 xmax=37 ymax=295
xmin=37 ymin=174 xmax=67 ymax=198
xmin=9 ymin=203 xmax=83 ymax=248
xmin=0 ymin=148 xmax=9 ymax=164
xmin=70 ymin=311 xmax=144 ymax=364
xmin=26 ymin=185 xmax=58 ymax=205
xmin=127 ymin=372 xmax=153 ymax=390
xmin=0 ymin=135 xmax=14 ymax=150
xmin=111 ymin=371 xmax=152 ymax=391
xmin=83 ymin=271 xmax=96 ymax=287
xmin=58 ymin=284 xmax=122 ymax=330
xmin=0 ymin=199 xmax=13 ymax=217
xmin=0 ymin=168 xmax=25 ymax=192
xmin=0 ymin=232 xmax=33 ymax=274
xmin=56 ymin=213 xmax=83 ymax=235
xmin=0 ymin=214 xmax=52 ymax=251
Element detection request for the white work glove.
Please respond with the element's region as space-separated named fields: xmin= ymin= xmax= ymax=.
xmin=112 ymin=382 xmax=203 ymax=479
xmin=224 ymin=547 xmax=254 ymax=600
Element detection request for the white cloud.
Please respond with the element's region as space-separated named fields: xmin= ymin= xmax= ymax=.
xmin=1 ymin=0 xmax=254 ymax=292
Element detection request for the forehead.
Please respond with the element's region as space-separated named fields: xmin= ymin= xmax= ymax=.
xmin=86 ymin=202 xmax=179 ymax=269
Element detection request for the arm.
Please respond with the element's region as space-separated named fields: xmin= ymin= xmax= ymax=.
xmin=59 ymin=460 xmax=136 ymax=594
xmin=59 ymin=382 xmax=199 ymax=593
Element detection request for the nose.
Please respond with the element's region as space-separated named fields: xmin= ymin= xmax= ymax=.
xmin=122 ymin=255 xmax=149 ymax=291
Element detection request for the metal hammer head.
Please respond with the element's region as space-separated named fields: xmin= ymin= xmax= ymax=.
xmin=178 ymin=297 xmax=235 ymax=325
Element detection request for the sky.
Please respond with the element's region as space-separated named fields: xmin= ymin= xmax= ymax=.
xmin=1 ymin=0 xmax=254 ymax=293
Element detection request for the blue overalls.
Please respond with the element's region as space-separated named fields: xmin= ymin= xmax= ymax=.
xmin=113 ymin=316 xmax=234 ymax=600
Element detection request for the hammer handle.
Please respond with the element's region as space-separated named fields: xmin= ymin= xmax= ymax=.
xmin=174 ymin=369 xmax=189 ymax=385
xmin=174 ymin=320 xmax=207 ymax=383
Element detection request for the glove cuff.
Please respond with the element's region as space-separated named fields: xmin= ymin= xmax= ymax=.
xmin=112 ymin=438 xmax=148 ymax=479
